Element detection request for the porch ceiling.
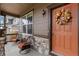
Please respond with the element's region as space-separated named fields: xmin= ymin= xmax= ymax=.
xmin=0 ymin=3 xmax=34 ymax=17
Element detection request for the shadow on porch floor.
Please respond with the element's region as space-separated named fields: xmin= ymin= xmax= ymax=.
xmin=5 ymin=42 xmax=47 ymax=56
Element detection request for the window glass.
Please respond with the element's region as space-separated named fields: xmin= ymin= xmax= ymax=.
xmin=6 ymin=15 xmax=20 ymax=34
xmin=8 ymin=19 xmax=13 ymax=25
xmin=0 ymin=15 xmax=4 ymax=29
xmin=23 ymin=25 xmax=26 ymax=33
xmin=22 ymin=11 xmax=33 ymax=34
xmin=27 ymin=16 xmax=32 ymax=34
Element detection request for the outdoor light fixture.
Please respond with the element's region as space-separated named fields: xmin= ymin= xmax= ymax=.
xmin=42 ymin=9 xmax=46 ymax=16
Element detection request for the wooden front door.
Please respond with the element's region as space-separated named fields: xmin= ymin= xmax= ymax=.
xmin=51 ymin=4 xmax=78 ymax=56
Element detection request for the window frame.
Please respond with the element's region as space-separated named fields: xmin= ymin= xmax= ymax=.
xmin=22 ymin=10 xmax=33 ymax=34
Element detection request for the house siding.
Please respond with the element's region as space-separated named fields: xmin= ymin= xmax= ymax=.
xmin=23 ymin=4 xmax=50 ymax=55
xmin=33 ymin=4 xmax=49 ymax=36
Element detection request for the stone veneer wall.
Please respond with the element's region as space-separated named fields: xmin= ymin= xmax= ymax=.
xmin=34 ymin=36 xmax=49 ymax=55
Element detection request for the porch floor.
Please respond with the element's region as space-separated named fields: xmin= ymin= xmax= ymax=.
xmin=5 ymin=42 xmax=44 ymax=56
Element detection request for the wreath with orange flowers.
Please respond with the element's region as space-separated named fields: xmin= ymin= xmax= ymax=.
xmin=56 ymin=9 xmax=72 ymax=25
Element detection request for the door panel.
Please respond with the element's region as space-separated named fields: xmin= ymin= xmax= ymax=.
xmin=52 ymin=4 xmax=78 ymax=56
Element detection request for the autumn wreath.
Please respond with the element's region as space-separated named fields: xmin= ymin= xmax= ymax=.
xmin=56 ymin=9 xmax=72 ymax=25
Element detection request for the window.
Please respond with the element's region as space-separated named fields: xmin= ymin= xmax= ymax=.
xmin=0 ymin=15 xmax=5 ymax=37
xmin=8 ymin=19 xmax=13 ymax=25
xmin=6 ymin=15 xmax=20 ymax=34
xmin=0 ymin=15 xmax=4 ymax=29
xmin=22 ymin=11 xmax=33 ymax=34
xmin=23 ymin=25 xmax=26 ymax=33
xmin=27 ymin=16 xmax=32 ymax=34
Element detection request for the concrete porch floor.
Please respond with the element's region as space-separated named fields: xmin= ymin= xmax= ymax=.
xmin=5 ymin=42 xmax=45 ymax=56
